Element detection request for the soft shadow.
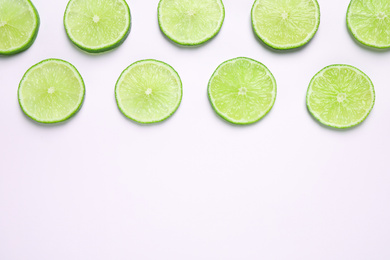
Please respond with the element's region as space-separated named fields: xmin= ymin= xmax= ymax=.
xmin=207 ymin=93 xmax=275 ymax=128
xmin=158 ymin=24 xmax=221 ymax=50
xmin=66 ymin=39 xmax=126 ymax=57
xmin=305 ymin=100 xmax=370 ymax=132
xmin=64 ymin=23 xmax=132 ymax=57
xmin=18 ymin=99 xmax=85 ymax=128
xmin=115 ymin=99 xmax=180 ymax=127
xmin=19 ymin=108 xmax=73 ymax=128
xmin=346 ymin=23 xmax=390 ymax=53
xmin=250 ymin=18 xmax=312 ymax=54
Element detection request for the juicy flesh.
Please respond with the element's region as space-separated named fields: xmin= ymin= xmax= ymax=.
xmin=19 ymin=61 xmax=84 ymax=122
xmin=308 ymin=66 xmax=374 ymax=127
xmin=117 ymin=62 xmax=181 ymax=122
xmin=65 ymin=0 xmax=129 ymax=48
xmin=159 ymin=0 xmax=224 ymax=44
xmin=0 ymin=0 xmax=37 ymax=52
xmin=252 ymin=0 xmax=318 ymax=48
xmin=348 ymin=0 xmax=390 ymax=47
xmin=209 ymin=59 xmax=276 ymax=123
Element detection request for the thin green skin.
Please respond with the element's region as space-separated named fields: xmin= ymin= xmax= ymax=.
xmin=115 ymin=59 xmax=183 ymax=124
xmin=63 ymin=0 xmax=131 ymax=53
xmin=251 ymin=0 xmax=320 ymax=50
xmin=18 ymin=58 xmax=86 ymax=124
xmin=0 ymin=0 xmax=40 ymax=55
xmin=208 ymin=57 xmax=277 ymax=125
xmin=346 ymin=0 xmax=390 ymax=49
xmin=157 ymin=0 xmax=225 ymax=46
xmin=306 ymin=64 xmax=376 ymax=129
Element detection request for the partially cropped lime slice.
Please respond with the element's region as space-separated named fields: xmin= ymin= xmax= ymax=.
xmin=115 ymin=60 xmax=183 ymax=124
xmin=19 ymin=59 xmax=85 ymax=124
xmin=208 ymin=57 xmax=277 ymax=125
xmin=251 ymin=0 xmax=320 ymax=50
xmin=347 ymin=0 xmax=390 ymax=49
xmin=0 ymin=0 xmax=39 ymax=55
xmin=307 ymin=65 xmax=375 ymax=129
xmin=64 ymin=0 xmax=131 ymax=53
xmin=158 ymin=0 xmax=225 ymax=46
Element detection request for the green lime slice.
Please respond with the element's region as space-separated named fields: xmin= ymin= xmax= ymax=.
xmin=115 ymin=60 xmax=183 ymax=124
xmin=0 ymin=0 xmax=39 ymax=55
xmin=18 ymin=59 xmax=85 ymax=124
xmin=158 ymin=0 xmax=225 ymax=46
xmin=64 ymin=0 xmax=131 ymax=53
xmin=307 ymin=65 xmax=375 ymax=129
xmin=347 ymin=0 xmax=390 ymax=49
xmin=208 ymin=57 xmax=277 ymax=125
xmin=251 ymin=0 xmax=320 ymax=50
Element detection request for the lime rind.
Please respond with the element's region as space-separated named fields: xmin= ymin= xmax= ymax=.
xmin=0 ymin=0 xmax=40 ymax=55
xmin=115 ymin=59 xmax=183 ymax=124
xmin=18 ymin=59 xmax=85 ymax=124
xmin=158 ymin=0 xmax=225 ymax=46
xmin=347 ymin=0 xmax=390 ymax=49
xmin=64 ymin=0 xmax=131 ymax=53
xmin=306 ymin=64 xmax=375 ymax=129
xmin=251 ymin=0 xmax=320 ymax=50
xmin=208 ymin=57 xmax=277 ymax=125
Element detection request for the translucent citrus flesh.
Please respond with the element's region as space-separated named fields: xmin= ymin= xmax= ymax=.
xmin=19 ymin=60 xmax=85 ymax=123
xmin=0 ymin=0 xmax=38 ymax=53
xmin=158 ymin=0 xmax=224 ymax=45
xmin=116 ymin=60 xmax=182 ymax=123
xmin=307 ymin=65 xmax=375 ymax=128
xmin=64 ymin=0 xmax=130 ymax=50
xmin=252 ymin=0 xmax=319 ymax=49
xmin=208 ymin=58 xmax=277 ymax=124
xmin=347 ymin=0 xmax=390 ymax=48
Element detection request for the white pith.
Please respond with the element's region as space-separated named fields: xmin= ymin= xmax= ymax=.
xmin=252 ymin=0 xmax=320 ymax=49
xmin=116 ymin=60 xmax=182 ymax=123
xmin=19 ymin=60 xmax=84 ymax=122
xmin=158 ymin=0 xmax=225 ymax=45
xmin=64 ymin=0 xmax=130 ymax=50
xmin=307 ymin=65 xmax=375 ymax=128
xmin=209 ymin=58 xmax=277 ymax=124
xmin=0 ymin=0 xmax=38 ymax=52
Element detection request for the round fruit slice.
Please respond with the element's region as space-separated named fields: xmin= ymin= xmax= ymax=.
xmin=307 ymin=65 xmax=375 ymax=129
xmin=64 ymin=0 xmax=131 ymax=53
xmin=0 ymin=0 xmax=39 ymax=55
xmin=347 ymin=0 xmax=390 ymax=48
xmin=251 ymin=0 xmax=320 ymax=50
xmin=208 ymin=57 xmax=277 ymax=125
xmin=115 ymin=60 xmax=183 ymax=124
xmin=158 ymin=0 xmax=225 ymax=46
xmin=18 ymin=59 xmax=85 ymax=123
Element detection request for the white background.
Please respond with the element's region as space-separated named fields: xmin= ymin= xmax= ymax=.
xmin=1 ymin=0 xmax=390 ymax=259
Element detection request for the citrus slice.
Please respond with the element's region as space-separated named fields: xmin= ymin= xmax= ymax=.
xmin=18 ymin=59 xmax=85 ymax=123
xmin=0 ymin=0 xmax=39 ymax=55
xmin=307 ymin=65 xmax=375 ymax=129
xmin=115 ymin=60 xmax=183 ymax=124
xmin=347 ymin=0 xmax=390 ymax=49
xmin=64 ymin=0 xmax=131 ymax=53
xmin=208 ymin=57 xmax=277 ymax=125
xmin=251 ymin=0 xmax=320 ymax=50
xmin=158 ymin=0 xmax=225 ymax=46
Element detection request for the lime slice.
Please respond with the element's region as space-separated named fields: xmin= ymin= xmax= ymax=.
xmin=158 ymin=0 xmax=225 ymax=46
xmin=115 ymin=60 xmax=183 ymax=124
xmin=0 ymin=0 xmax=39 ymax=55
xmin=347 ymin=0 xmax=390 ymax=49
xmin=64 ymin=0 xmax=131 ymax=53
xmin=307 ymin=65 xmax=375 ymax=129
xmin=208 ymin=57 xmax=277 ymax=125
xmin=251 ymin=0 xmax=320 ymax=50
xmin=18 ymin=59 xmax=85 ymax=124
